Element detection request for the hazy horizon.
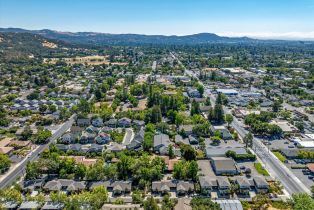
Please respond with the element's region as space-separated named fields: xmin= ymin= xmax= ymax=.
xmin=1 ymin=0 xmax=314 ymax=40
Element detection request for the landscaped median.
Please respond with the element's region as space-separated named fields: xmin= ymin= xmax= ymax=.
xmin=272 ymin=151 xmax=287 ymax=163
xmin=254 ymin=162 xmax=270 ymax=176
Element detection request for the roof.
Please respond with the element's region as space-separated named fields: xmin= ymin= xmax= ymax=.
xmin=235 ymin=176 xmax=251 ymax=188
xmin=206 ymin=147 xmax=247 ymax=157
xmin=154 ymin=134 xmax=170 ymax=147
xmin=215 ymin=200 xmax=243 ymax=210
xmin=307 ymin=163 xmax=314 ymax=172
xmin=212 ymin=157 xmax=237 ymax=172
xmin=42 ymin=202 xmax=64 ymax=210
xmin=20 ymin=201 xmax=41 ymax=209
xmin=217 ymin=177 xmax=231 ymax=188
xmin=152 ymin=180 xmax=176 ymax=191
xmin=177 ymin=181 xmax=195 ymax=192
xmin=0 ymin=137 xmax=12 ymax=147
xmin=0 ymin=146 xmax=14 ymax=154
xmin=10 ymin=140 xmax=30 ymax=147
xmin=217 ymin=89 xmax=238 ymax=95
xmin=199 ymin=176 xmax=217 ymax=188
xmin=270 ymin=120 xmax=298 ymax=133
xmin=253 ymin=177 xmax=269 ymax=188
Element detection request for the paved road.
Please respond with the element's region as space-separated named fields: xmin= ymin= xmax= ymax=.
xmin=171 ymin=51 xmax=310 ymax=196
xmin=231 ymin=117 xmax=310 ymax=195
xmin=0 ymin=115 xmax=75 ymax=189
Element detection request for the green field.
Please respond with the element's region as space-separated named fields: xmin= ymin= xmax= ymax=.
xmin=273 ymin=151 xmax=287 ymax=163
xmin=254 ymin=163 xmax=270 ymax=176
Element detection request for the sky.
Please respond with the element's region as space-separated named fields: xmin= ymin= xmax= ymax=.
xmin=0 ymin=0 xmax=314 ymax=40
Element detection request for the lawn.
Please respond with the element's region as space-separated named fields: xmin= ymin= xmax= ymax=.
xmin=273 ymin=151 xmax=286 ymax=163
xmin=254 ymin=163 xmax=270 ymax=176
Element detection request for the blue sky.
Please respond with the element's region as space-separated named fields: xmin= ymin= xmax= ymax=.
xmin=0 ymin=0 xmax=314 ymax=39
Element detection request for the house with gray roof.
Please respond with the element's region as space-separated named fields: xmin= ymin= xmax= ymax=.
xmin=199 ymin=176 xmax=218 ymax=195
xmin=211 ymin=157 xmax=238 ymax=176
xmin=154 ymin=134 xmax=171 ymax=155
xmin=176 ymin=181 xmax=195 ymax=195
xmin=42 ymin=202 xmax=64 ymax=210
xmin=217 ymin=177 xmax=231 ymax=196
xmin=253 ymin=177 xmax=269 ymax=193
xmin=235 ymin=176 xmax=251 ymax=196
xmin=152 ymin=180 xmax=176 ymax=194
xmin=127 ymin=127 xmax=145 ymax=150
xmin=19 ymin=201 xmax=41 ymax=210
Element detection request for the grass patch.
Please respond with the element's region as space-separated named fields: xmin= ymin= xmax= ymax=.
xmin=273 ymin=151 xmax=286 ymax=162
xmin=254 ymin=163 xmax=270 ymax=176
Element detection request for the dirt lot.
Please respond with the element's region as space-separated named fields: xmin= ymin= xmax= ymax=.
xmin=44 ymin=55 xmax=128 ymax=66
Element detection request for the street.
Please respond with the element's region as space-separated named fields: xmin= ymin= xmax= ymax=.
xmin=171 ymin=51 xmax=311 ymax=196
xmin=0 ymin=115 xmax=75 ymax=189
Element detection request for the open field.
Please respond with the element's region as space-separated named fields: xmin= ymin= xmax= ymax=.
xmin=43 ymin=55 xmax=128 ymax=66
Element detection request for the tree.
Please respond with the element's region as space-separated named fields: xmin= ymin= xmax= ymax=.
xmin=180 ymin=144 xmax=196 ymax=161
xmin=0 ymin=154 xmax=11 ymax=174
xmin=39 ymin=104 xmax=48 ymax=113
xmin=214 ymin=103 xmax=224 ymax=124
xmin=243 ymin=132 xmax=253 ymax=148
xmin=168 ymin=145 xmax=175 ymax=159
xmin=292 ymin=193 xmax=314 ymax=210
xmin=151 ymin=105 xmax=162 ymax=123
xmin=225 ymin=114 xmax=233 ymax=128
xmin=0 ymin=188 xmax=23 ymax=204
xmin=144 ymin=196 xmax=161 ymax=210
xmin=251 ymin=194 xmax=270 ymax=210
xmin=33 ymin=129 xmax=52 ymax=144
xmin=197 ymin=84 xmax=204 ymax=98
xmin=187 ymin=160 xmax=198 ymax=181
xmin=272 ymin=100 xmax=281 ymax=112
xmin=21 ymin=125 xmax=33 ymax=140
xmin=190 ymin=198 xmax=220 ymax=210
xmin=48 ymin=104 xmax=57 ymax=113
xmin=190 ymin=100 xmax=200 ymax=116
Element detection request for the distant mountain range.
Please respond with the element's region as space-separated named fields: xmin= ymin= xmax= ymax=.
xmin=0 ymin=28 xmax=311 ymax=46
xmin=0 ymin=28 xmax=257 ymax=46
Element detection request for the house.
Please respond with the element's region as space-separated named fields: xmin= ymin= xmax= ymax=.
xmin=215 ymin=200 xmax=243 ymax=210
xmin=154 ymin=134 xmax=171 ymax=155
xmin=77 ymin=117 xmax=90 ymax=127
xmin=42 ymin=202 xmax=64 ymax=210
xmin=270 ymin=120 xmax=299 ymax=135
xmin=9 ymin=140 xmax=30 ymax=149
xmin=199 ymin=176 xmax=217 ymax=195
xmin=95 ymin=132 xmax=111 ymax=144
xmin=200 ymin=106 xmax=211 ymax=113
xmin=132 ymin=120 xmax=145 ymax=127
xmin=1 ymin=201 xmax=19 ymax=210
xmin=19 ymin=201 xmax=41 ymax=210
xmin=0 ymin=146 xmax=14 ymax=156
xmin=108 ymin=181 xmax=132 ymax=195
xmin=235 ymin=176 xmax=251 ymax=196
xmin=88 ymin=144 xmax=104 ymax=153
xmin=105 ymin=119 xmax=118 ymax=128
xmin=43 ymin=179 xmax=86 ymax=192
xmin=70 ymin=126 xmax=84 ymax=136
xmin=152 ymin=180 xmax=176 ymax=194
xmin=187 ymin=87 xmax=201 ymax=98
xmin=102 ymin=204 xmax=141 ymax=210
xmin=175 ymin=135 xmax=189 ymax=145
xmin=186 ymin=135 xmax=197 ymax=145
xmin=217 ymin=89 xmax=238 ymax=96
xmin=80 ymin=131 xmax=96 ymax=144
xmin=179 ymin=125 xmax=193 ymax=136
xmin=253 ymin=177 xmax=269 ymax=193
xmin=106 ymin=142 xmax=125 ymax=153
xmin=69 ymin=144 xmax=82 ymax=153
xmin=118 ymin=117 xmax=132 ymax=128
xmin=61 ymin=132 xmax=75 ymax=144
xmin=56 ymin=144 xmax=69 ymax=152
xmin=217 ymin=177 xmax=231 ymax=196
xmin=127 ymin=127 xmax=145 ymax=150
xmin=176 ymin=181 xmax=195 ymax=195
xmin=211 ymin=157 xmax=238 ymax=175
xmin=86 ymin=125 xmax=100 ymax=134
xmin=205 ymin=144 xmax=247 ymax=158
xmin=210 ymin=126 xmax=232 ymax=140
xmin=92 ymin=117 xmax=104 ymax=127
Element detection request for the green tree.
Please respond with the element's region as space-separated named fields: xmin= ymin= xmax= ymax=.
xmin=168 ymin=145 xmax=175 ymax=159
xmin=191 ymin=100 xmax=201 ymax=116
xmin=180 ymin=144 xmax=196 ymax=161
xmin=144 ymin=196 xmax=161 ymax=210
xmin=243 ymin=132 xmax=253 ymax=148
xmin=225 ymin=114 xmax=233 ymax=128
xmin=0 ymin=154 xmax=11 ymax=174
xmin=292 ymin=193 xmax=314 ymax=210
